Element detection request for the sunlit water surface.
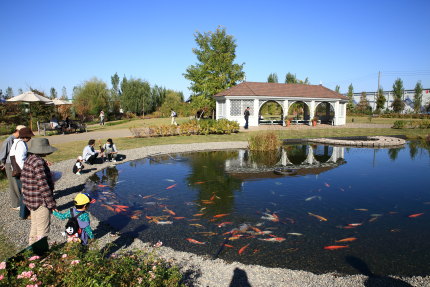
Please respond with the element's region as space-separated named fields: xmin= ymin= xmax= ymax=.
xmin=87 ymin=141 xmax=430 ymax=276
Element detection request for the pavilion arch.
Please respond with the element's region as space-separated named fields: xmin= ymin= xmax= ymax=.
xmin=258 ymin=100 xmax=284 ymax=124
xmin=314 ymin=102 xmax=335 ymax=124
xmin=287 ymin=101 xmax=311 ymax=120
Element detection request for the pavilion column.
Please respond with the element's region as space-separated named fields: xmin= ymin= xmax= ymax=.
xmin=309 ymin=100 xmax=315 ymax=125
xmin=282 ymin=100 xmax=289 ymax=126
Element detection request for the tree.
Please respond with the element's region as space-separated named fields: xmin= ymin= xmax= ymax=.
xmin=375 ymin=87 xmax=386 ymax=113
xmin=356 ymin=92 xmax=371 ymax=113
xmin=391 ymin=78 xmax=405 ymax=113
xmin=159 ymin=91 xmax=184 ymax=117
xmin=184 ymin=26 xmax=245 ymax=98
xmin=5 ymin=87 xmax=14 ymax=99
xmin=110 ymin=73 xmax=121 ymax=115
xmin=335 ymin=85 xmax=340 ymax=93
xmin=267 ymin=73 xmax=278 ymax=83
xmin=50 ymin=87 xmax=57 ymax=99
xmin=347 ymin=84 xmax=354 ymax=112
xmin=61 ymin=86 xmax=68 ymax=100
xmin=190 ymin=95 xmax=215 ymax=119
xmin=413 ymin=81 xmax=423 ymax=113
xmin=73 ymin=78 xmax=109 ymax=120
xmin=120 ymin=77 xmax=151 ymax=116
xmin=285 ymin=73 xmax=309 ymax=84
xmin=18 ymin=88 xmax=23 ymax=95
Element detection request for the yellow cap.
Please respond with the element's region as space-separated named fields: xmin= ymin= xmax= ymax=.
xmin=74 ymin=193 xmax=95 ymax=205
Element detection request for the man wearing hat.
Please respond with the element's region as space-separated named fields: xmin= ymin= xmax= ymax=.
xmin=0 ymin=125 xmax=26 ymax=209
xmin=21 ymin=137 xmax=57 ymax=245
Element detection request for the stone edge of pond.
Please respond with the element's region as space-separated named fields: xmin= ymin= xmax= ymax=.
xmin=305 ymin=136 xmax=406 ymax=147
xmin=1 ymin=141 xmax=428 ymax=287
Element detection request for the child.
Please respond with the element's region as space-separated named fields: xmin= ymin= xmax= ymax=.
xmin=73 ymin=156 xmax=84 ymax=175
xmin=53 ymin=193 xmax=96 ymax=245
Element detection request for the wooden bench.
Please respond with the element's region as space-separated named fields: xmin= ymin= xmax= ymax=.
xmin=37 ymin=121 xmax=87 ymax=136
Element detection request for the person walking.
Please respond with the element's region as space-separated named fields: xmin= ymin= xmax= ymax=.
xmin=99 ymin=110 xmax=105 ymax=125
xmin=21 ymin=138 xmax=57 ymax=245
xmin=0 ymin=125 xmax=26 ymax=209
xmin=244 ymin=107 xmax=250 ymax=129
xmin=171 ymin=109 xmax=178 ymax=126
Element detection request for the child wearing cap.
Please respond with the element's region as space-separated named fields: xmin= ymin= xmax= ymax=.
xmin=73 ymin=156 xmax=85 ymax=175
xmin=53 ymin=193 xmax=95 ymax=245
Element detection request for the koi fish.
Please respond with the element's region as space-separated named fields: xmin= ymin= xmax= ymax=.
xmin=218 ymin=222 xmax=233 ymax=228
xmin=155 ymin=221 xmax=173 ymax=225
xmin=305 ymin=196 xmax=322 ymax=201
xmin=130 ymin=215 xmax=139 ymax=220
xmin=195 ymin=232 xmax=217 ymax=236
xmin=194 ymin=181 xmax=207 ymax=184
xmin=141 ymin=194 xmax=156 ymax=199
xmin=193 ymin=213 xmax=204 ymax=216
xmin=335 ymin=237 xmax=357 ymax=243
xmin=287 ymin=233 xmax=303 ymax=236
xmin=112 ymin=205 xmax=129 ymax=209
xmin=238 ymin=243 xmax=250 ymax=255
xmin=101 ymin=204 xmax=115 ymax=212
xmin=408 ymin=213 xmax=424 ymax=218
xmin=324 ymin=245 xmax=349 ymax=250
xmin=224 ymin=244 xmax=234 ymax=248
xmin=308 ymin=212 xmax=328 ymax=221
xmin=165 ymin=179 xmax=175 ymax=182
xmin=368 ymin=217 xmax=378 ymax=223
xmin=98 ymin=184 xmax=109 ymax=187
xmin=201 ymin=200 xmax=215 ymax=204
xmin=213 ymin=213 xmax=229 ymax=218
xmin=250 ymin=226 xmax=262 ymax=233
xmin=258 ymin=237 xmax=286 ymax=242
xmin=173 ymin=217 xmax=185 ymax=220
xmin=355 ymin=208 xmax=368 ymax=211
xmin=186 ymin=238 xmax=206 ymax=244
xmin=210 ymin=194 xmax=216 ymax=201
xmin=324 ymin=183 xmax=330 ymax=187
xmin=348 ymin=223 xmax=362 ymax=227
xmin=163 ymin=208 xmax=176 ymax=216
xmin=189 ymin=224 xmax=205 ymax=228
xmin=166 ymin=184 xmax=177 ymax=190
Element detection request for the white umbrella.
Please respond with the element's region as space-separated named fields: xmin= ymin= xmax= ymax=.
xmin=52 ymin=98 xmax=72 ymax=105
xmin=7 ymin=91 xmax=54 ymax=130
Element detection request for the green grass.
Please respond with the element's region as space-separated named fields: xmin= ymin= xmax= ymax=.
xmin=86 ymin=117 xmax=191 ymax=132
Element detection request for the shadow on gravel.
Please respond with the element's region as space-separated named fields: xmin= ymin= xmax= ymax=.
xmin=54 ymin=184 xmax=86 ymax=210
xmin=345 ymin=256 xmax=412 ymax=287
xmin=229 ymin=267 xmax=252 ymax=287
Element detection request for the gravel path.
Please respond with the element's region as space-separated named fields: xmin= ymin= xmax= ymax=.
xmin=1 ymin=141 xmax=428 ymax=287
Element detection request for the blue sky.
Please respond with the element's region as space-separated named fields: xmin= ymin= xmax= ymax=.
xmin=1 ymin=0 xmax=429 ymax=99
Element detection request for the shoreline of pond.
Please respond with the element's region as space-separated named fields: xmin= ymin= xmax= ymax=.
xmin=1 ymin=141 xmax=429 ymax=287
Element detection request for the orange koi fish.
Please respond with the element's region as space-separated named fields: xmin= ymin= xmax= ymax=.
xmin=213 ymin=213 xmax=230 ymax=218
xmin=308 ymin=212 xmax=328 ymax=221
xmin=173 ymin=217 xmax=185 ymax=220
xmin=101 ymin=204 xmax=115 ymax=212
xmin=408 ymin=213 xmax=424 ymax=218
xmin=238 ymin=243 xmax=250 ymax=255
xmin=142 ymin=194 xmax=156 ymax=199
xmin=193 ymin=213 xmax=204 ymax=216
xmin=112 ymin=205 xmax=129 ymax=209
xmin=250 ymin=226 xmax=262 ymax=234
xmin=354 ymin=209 xmax=368 ymax=212
xmin=186 ymin=238 xmax=206 ymax=244
xmin=210 ymin=194 xmax=216 ymax=201
xmin=335 ymin=237 xmax=357 ymax=243
xmin=218 ymin=222 xmax=233 ymax=228
xmin=223 ymin=244 xmax=234 ymax=248
xmin=324 ymin=245 xmax=349 ymax=250
xmin=130 ymin=215 xmax=139 ymax=220
xmin=348 ymin=223 xmax=362 ymax=227
xmin=189 ymin=224 xmax=205 ymax=228
xmin=166 ymin=184 xmax=177 ymax=189
xmin=201 ymin=200 xmax=215 ymax=204
xmin=98 ymin=184 xmax=109 ymax=187
xmin=194 ymin=181 xmax=207 ymax=184
xmin=163 ymin=208 xmax=176 ymax=216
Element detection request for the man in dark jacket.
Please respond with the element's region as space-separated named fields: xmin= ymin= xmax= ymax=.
xmin=244 ymin=107 xmax=250 ymax=129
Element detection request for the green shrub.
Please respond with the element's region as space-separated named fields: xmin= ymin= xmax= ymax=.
xmin=392 ymin=120 xmax=406 ymax=129
xmin=248 ymin=132 xmax=281 ymax=151
xmin=0 ymin=243 xmax=184 ymax=287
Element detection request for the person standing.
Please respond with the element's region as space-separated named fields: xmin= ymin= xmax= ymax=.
xmin=99 ymin=110 xmax=105 ymax=125
xmin=244 ymin=107 xmax=250 ymax=129
xmin=171 ymin=109 xmax=178 ymax=126
xmin=0 ymin=125 xmax=26 ymax=209
xmin=21 ymin=138 xmax=57 ymax=245
xmin=8 ymin=127 xmax=35 ymax=218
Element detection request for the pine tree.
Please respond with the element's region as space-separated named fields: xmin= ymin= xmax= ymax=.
xmin=413 ymin=81 xmax=423 ymax=113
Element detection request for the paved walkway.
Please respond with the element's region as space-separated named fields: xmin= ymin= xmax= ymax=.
xmin=43 ymin=123 xmax=392 ymax=145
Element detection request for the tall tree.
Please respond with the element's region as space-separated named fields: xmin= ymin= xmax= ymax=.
xmin=120 ymin=77 xmax=151 ymax=116
xmin=357 ymin=92 xmax=371 ymax=113
xmin=73 ymin=78 xmax=109 ymax=119
xmin=50 ymin=87 xmax=57 ymax=99
xmin=267 ymin=73 xmax=278 ymax=83
xmin=5 ymin=87 xmax=14 ymax=99
xmin=391 ymin=78 xmax=405 ymax=113
xmin=61 ymin=86 xmax=68 ymax=100
xmin=347 ymin=84 xmax=354 ymax=112
xmin=375 ymin=87 xmax=386 ymax=113
xmin=184 ymin=26 xmax=245 ymax=98
xmin=18 ymin=88 xmax=23 ymax=95
xmin=413 ymin=81 xmax=423 ymax=113
xmin=110 ymin=72 xmax=121 ymax=114
xmin=285 ymin=72 xmax=297 ymax=84
xmin=335 ymin=85 xmax=340 ymax=93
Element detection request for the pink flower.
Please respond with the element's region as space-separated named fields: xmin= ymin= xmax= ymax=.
xmin=137 ymin=277 xmax=143 ymax=284
xmin=154 ymin=241 xmax=163 ymax=247
xmin=18 ymin=270 xmax=34 ymax=279
xmin=29 ymin=256 xmax=40 ymax=261
xmin=29 ymin=263 xmax=36 ymax=269
xmin=0 ymin=274 xmax=4 ymax=280
xmin=61 ymin=254 xmax=68 ymax=258
xmin=30 ymin=274 xmax=38 ymax=281
xmin=0 ymin=261 xmax=6 ymax=269
xmin=70 ymin=260 xmax=80 ymax=265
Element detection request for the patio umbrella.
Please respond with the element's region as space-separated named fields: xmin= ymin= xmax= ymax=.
xmin=6 ymin=91 xmax=53 ymax=130
xmin=52 ymin=98 xmax=72 ymax=105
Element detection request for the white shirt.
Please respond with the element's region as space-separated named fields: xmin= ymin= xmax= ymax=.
xmin=82 ymin=145 xmax=96 ymax=161
xmin=9 ymin=139 xmax=28 ymax=170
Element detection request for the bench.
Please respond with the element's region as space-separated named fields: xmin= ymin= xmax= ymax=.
xmin=37 ymin=121 xmax=87 ymax=136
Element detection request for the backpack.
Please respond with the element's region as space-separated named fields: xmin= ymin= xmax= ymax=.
xmin=65 ymin=208 xmax=82 ymax=239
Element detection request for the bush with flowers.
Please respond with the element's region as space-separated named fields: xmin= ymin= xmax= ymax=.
xmin=0 ymin=243 xmax=184 ymax=287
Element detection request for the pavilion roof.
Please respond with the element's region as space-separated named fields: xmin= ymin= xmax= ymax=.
xmin=213 ymin=82 xmax=348 ymax=100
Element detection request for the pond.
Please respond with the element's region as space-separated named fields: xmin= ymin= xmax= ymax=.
xmin=86 ymin=141 xmax=430 ymax=276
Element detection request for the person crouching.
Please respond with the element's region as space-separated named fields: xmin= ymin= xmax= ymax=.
xmin=73 ymin=156 xmax=85 ymax=175
xmin=82 ymin=139 xmax=100 ymax=165
xmin=53 ymin=193 xmax=95 ymax=245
